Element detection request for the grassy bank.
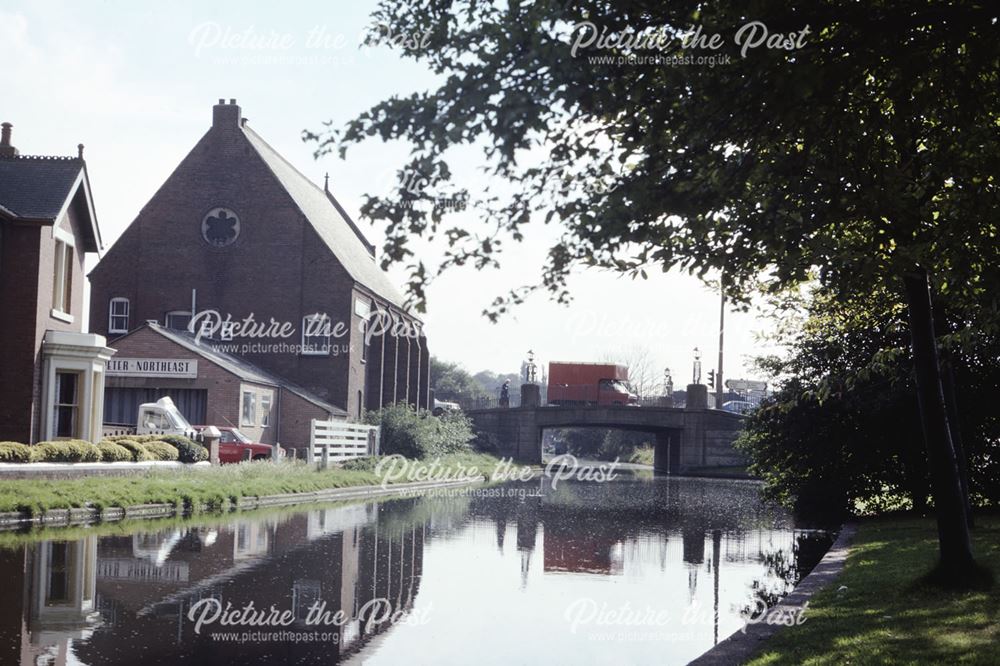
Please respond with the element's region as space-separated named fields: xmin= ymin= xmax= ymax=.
xmin=0 ymin=452 xmax=503 ymax=516
xmin=747 ymin=515 xmax=1000 ymax=665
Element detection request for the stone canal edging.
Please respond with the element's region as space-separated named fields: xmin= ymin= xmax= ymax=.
xmin=0 ymin=460 xmax=208 ymax=480
xmin=688 ymin=522 xmax=859 ymax=666
xmin=0 ymin=476 xmax=488 ymax=530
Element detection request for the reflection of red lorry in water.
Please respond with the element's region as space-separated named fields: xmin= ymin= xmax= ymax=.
xmin=547 ymin=362 xmax=638 ymax=406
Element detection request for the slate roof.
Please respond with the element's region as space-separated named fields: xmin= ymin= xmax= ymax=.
xmin=144 ymin=322 xmax=348 ymax=418
xmin=0 ymin=155 xmax=84 ymax=220
xmin=0 ymin=154 xmax=102 ymax=252
xmin=242 ymin=126 xmax=408 ymax=309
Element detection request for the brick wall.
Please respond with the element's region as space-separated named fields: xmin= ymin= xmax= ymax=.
xmin=89 ymin=105 xmax=426 ymax=419
xmin=278 ymin=388 xmax=336 ymax=454
xmin=107 ymin=327 xmax=277 ymax=443
xmin=0 ymin=190 xmax=92 ymax=443
xmin=0 ymin=224 xmax=42 ymax=442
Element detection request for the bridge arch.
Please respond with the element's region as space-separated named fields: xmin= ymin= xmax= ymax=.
xmin=466 ymin=405 xmax=745 ymax=474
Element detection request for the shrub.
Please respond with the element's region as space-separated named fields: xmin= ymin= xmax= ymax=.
xmin=157 ymin=434 xmax=207 ymax=463
xmin=341 ymin=456 xmax=380 ymax=472
xmin=0 ymin=442 xmax=33 ymax=463
xmin=96 ymin=441 xmax=132 ymax=462
xmin=33 ymin=440 xmax=101 ymax=463
xmin=102 ymin=434 xmax=160 ymax=443
xmin=433 ymin=410 xmax=476 ymax=454
xmin=365 ymin=404 xmax=429 ymax=458
xmin=113 ymin=438 xmax=153 ymax=462
xmin=365 ymin=403 xmax=474 ymax=459
xmin=472 ymin=431 xmax=500 ymax=455
xmin=144 ymin=441 xmax=180 ymax=461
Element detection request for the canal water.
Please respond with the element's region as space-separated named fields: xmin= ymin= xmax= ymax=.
xmin=0 ymin=473 xmax=832 ymax=665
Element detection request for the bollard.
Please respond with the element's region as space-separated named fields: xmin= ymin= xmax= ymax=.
xmin=320 ymin=443 xmax=330 ymax=470
xmin=202 ymin=426 xmax=221 ymax=466
xmin=272 ymin=442 xmax=282 ymax=462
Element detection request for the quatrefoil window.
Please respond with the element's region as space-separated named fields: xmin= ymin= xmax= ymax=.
xmin=201 ymin=207 xmax=241 ymax=247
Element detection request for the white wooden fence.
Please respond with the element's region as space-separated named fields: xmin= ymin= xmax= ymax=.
xmin=309 ymin=419 xmax=380 ymax=466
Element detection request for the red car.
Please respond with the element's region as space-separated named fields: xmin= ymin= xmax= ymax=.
xmin=193 ymin=426 xmax=282 ymax=463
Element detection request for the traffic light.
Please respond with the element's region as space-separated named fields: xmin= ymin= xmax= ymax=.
xmin=707 ymin=369 xmax=716 ymax=387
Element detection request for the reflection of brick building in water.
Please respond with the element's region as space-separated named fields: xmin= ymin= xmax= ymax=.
xmin=0 ymin=500 xmax=427 ymax=665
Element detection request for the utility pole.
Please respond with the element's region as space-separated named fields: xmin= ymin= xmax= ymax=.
xmin=717 ymin=278 xmax=725 ymax=409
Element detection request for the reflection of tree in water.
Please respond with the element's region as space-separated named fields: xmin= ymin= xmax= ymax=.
xmin=740 ymin=531 xmax=834 ymax=616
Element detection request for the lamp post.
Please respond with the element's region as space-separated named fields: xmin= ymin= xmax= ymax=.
xmin=521 ymin=349 xmax=541 ymax=407
xmin=717 ymin=276 xmax=726 ymax=409
xmin=664 ymin=368 xmax=673 ymax=397
xmin=692 ymin=347 xmax=702 ymax=385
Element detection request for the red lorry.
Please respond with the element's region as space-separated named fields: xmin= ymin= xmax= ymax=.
xmin=547 ymin=362 xmax=638 ymax=406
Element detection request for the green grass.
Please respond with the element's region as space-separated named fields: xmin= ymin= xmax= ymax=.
xmin=0 ymin=451 xmax=503 ymax=517
xmin=747 ymin=515 xmax=1000 ymax=666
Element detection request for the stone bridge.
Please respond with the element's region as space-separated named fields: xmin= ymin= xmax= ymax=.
xmin=466 ymin=403 xmax=747 ymax=474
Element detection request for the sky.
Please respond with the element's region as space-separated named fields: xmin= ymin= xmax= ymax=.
xmin=0 ymin=0 xmax=779 ymax=391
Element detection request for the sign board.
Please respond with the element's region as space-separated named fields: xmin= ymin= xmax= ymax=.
xmin=725 ymin=379 xmax=767 ymax=391
xmin=97 ymin=558 xmax=189 ymax=582
xmin=107 ymin=358 xmax=198 ymax=379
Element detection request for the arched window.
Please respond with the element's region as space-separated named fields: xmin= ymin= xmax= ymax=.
xmin=108 ymin=297 xmax=129 ymax=334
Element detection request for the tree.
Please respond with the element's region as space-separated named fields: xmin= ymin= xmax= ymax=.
xmin=737 ymin=286 xmax=1000 ymax=520
xmin=307 ymin=2 xmax=1000 ymax=581
xmin=430 ymin=357 xmax=490 ymax=401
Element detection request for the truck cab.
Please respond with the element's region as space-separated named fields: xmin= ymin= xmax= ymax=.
xmin=136 ymin=397 xmax=199 ymax=438
xmin=598 ymin=378 xmax=637 ymax=405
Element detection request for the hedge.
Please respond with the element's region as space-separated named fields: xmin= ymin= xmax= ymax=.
xmin=156 ymin=435 xmax=208 ymax=463
xmin=144 ymin=441 xmax=180 ymax=461
xmin=96 ymin=441 xmax=133 ymax=463
xmin=33 ymin=440 xmax=101 ymax=463
xmin=0 ymin=442 xmax=34 ymax=463
xmin=111 ymin=438 xmax=154 ymax=462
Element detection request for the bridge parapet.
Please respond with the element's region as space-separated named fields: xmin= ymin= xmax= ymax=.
xmin=466 ymin=405 xmax=746 ymax=472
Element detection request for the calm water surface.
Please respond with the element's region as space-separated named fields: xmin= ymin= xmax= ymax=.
xmin=0 ymin=473 xmax=832 ymax=665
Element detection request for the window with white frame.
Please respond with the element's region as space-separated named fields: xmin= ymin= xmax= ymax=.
xmin=165 ymin=310 xmax=192 ymax=331
xmin=52 ymin=239 xmax=74 ymax=316
xmin=356 ymin=297 xmax=371 ymax=362
xmin=260 ymin=393 xmax=272 ymax=427
xmin=53 ymin=371 xmax=80 ymax=438
xmin=301 ymin=314 xmax=331 ymax=355
xmin=241 ymin=391 xmax=256 ymax=426
xmin=109 ymin=298 xmax=130 ymax=334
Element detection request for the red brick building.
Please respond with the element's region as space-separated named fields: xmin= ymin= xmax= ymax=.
xmin=105 ymin=322 xmax=344 ymax=449
xmin=89 ymin=100 xmax=430 ymax=425
xmin=0 ymin=122 xmax=114 ymax=444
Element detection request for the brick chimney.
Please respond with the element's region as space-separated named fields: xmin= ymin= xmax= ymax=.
xmin=0 ymin=122 xmax=18 ymax=157
xmin=212 ymin=98 xmax=242 ymax=129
